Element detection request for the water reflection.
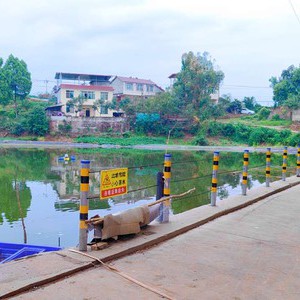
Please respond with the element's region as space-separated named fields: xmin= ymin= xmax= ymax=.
xmin=0 ymin=148 xmax=294 ymax=247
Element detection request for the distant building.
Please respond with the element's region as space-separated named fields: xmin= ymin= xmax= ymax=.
xmin=54 ymin=72 xmax=115 ymax=117
xmin=110 ymin=76 xmax=164 ymax=101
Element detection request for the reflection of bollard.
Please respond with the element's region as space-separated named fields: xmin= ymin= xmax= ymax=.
xmin=161 ymin=154 xmax=171 ymax=223
xmin=282 ymin=146 xmax=288 ymax=181
xmin=79 ymin=160 xmax=90 ymax=251
xmin=156 ymin=171 xmax=164 ymax=223
xmin=266 ymin=148 xmax=271 ymax=187
xmin=210 ymin=151 xmax=219 ymax=206
xmin=297 ymin=144 xmax=300 ymax=177
xmin=241 ymin=150 xmax=249 ymax=195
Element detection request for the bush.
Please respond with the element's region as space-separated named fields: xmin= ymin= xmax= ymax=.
xmin=257 ymin=107 xmax=271 ymax=120
xmin=193 ymin=134 xmax=209 ymax=145
xmin=221 ymin=123 xmax=236 ymax=137
xmin=271 ymin=114 xmax=281 ymax=121
xmin=288 ymin=133 xmax=300 ymax=147
xmin=58 ymin=120 xmax=72 ymax=135
xmin=122 ymin=131 xmax=131 ymax=138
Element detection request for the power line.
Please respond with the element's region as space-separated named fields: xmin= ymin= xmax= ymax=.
xmin=289 ymin=0 xmax=300 ymax=26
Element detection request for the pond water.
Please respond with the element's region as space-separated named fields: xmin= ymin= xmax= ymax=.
xmin=0 ymin=148 xmax=295 ymax=248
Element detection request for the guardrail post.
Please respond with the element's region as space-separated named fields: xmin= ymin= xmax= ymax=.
xmin=161 ymin=153 xmax=172 ymax=223
xmin=266 ymin=148 xmax=271 ymax=187
xmin=282 ymin=146 xmax=288 ymax=181
xmin=79 ymin=160 xmax=90 ymax=251
xmin=297 ymin=144 xmax=300 ymax=177
xmin=241 ymin=150 xmax=249 ymax=195
xmin=210 ymin=151 xmax=219 ymax=206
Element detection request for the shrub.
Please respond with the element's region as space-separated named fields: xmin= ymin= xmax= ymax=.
xmin=221 ymin=123 xmax=236 ymax=137
xmin=271 ymin=114 xmax=281 ymax=121
xmin=257 ymin=107 xmax=271 ymax=120
xmin=58 ymin=120 xmax=72 ymax=135
xmin=193 ymin=134 xmax=209 ymax=145
xmin=288 ymin=133 xmax=300 ymax=147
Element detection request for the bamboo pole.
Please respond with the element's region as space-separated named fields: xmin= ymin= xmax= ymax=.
xmin=85 ymin=188 xmax=196 ymax=225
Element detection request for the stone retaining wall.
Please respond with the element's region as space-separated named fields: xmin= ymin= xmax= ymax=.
xmin=49 ymin=116 xmax=129 ymax=135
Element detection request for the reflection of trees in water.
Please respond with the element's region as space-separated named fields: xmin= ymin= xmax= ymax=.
xmin=0 ymin=176 xmax=31 ymax=224
xmin=0 ymin=148 xmax=52 ymax=240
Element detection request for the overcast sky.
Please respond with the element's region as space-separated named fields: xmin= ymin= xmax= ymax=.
xmin=0 ymin=0 xmax=299 ymax=105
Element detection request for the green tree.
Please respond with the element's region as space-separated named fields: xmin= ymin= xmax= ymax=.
xmin=227 ymin=99 xmax=242 ymax=114
xmin=0 ymin=55 xmax=32 ymax=116
xmin=243 ymin=96 xmax=256 ymax=110
xmin=270 ymin=65 xmax=300 ymax=107
xmin=173 ymin=51 xmax=224 ymax=118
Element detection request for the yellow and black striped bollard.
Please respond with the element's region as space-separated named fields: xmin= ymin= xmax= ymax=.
xmin=266 ymin=148 xmax=271 ymax=187
xmin=282 ymin=147 xmax=288 ymax=181
xmin=161 ymin=153 xmax=172 ymax=223
xmin=79 ymin=160 xmax=90 ymax=251
xmin=241 ymin=150 xmax=249 ymax=195
xmin=210 ymin=151 xmax=219 ymax=206
xmin=297 ymin=144 xmax=300 ymax=177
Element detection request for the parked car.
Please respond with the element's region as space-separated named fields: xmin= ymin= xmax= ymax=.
xmin=241 ymin=108 xmax=255 ymax=115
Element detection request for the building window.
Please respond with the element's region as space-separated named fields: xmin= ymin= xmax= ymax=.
xmin=100 ymin=105 xmax=108 ymax=114
xmin=137 ymin=84 xmax=143 ymax=91
xmin=126 ymin=83 xmax=133 ymax=91
xmin=66 ymin=90 xmax=74 ymax=98
xmin=146 ymin=85 xmax=154 ymax=92
xmin=100 ymin=92 xmax=108 ymax=101
xmin=80 ymin=91 xmax=95 ymax=99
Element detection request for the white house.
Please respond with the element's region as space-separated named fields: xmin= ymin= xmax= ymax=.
xmin=54 ymin=72 xmax=115 ymax=117
xmin=110 ymin=76 xmax=164 ymax=101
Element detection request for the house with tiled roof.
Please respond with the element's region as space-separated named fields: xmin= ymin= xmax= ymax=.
xmin=110 ymin=76 xmax=164 ymax=101
xmin=54 ymin=72 xmax=116 ymax=117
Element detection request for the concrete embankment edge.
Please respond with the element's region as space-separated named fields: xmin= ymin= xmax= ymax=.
xmin=1 ymin=176 xmax=300 ymax=299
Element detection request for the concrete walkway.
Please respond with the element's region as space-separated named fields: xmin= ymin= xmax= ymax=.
xmin=1 ymin=177 xmax=300 ymax=299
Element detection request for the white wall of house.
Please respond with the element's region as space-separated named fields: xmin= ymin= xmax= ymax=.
xmin=110 ymin=77 xmax=162 ymax=98
xmin=56 ymin=85 xmax=114 ymax=117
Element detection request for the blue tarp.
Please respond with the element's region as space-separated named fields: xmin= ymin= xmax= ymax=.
xmin=0 ymin=242 xmax=61 ymax=264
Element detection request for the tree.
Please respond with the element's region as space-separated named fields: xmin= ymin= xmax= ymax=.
xmin=243 ymin=96 xmax=256 ymax=110
xmin=0 ymin=55 xmax=32 ymax=116
xmin=270 ymin=65 xmax=300 ymax=107
xmin=227 ymin=99 xmax=242 ymax=114
xmin=173 ymin=51 xmax=224 ymax=119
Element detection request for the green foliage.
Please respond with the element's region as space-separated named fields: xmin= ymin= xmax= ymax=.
xmin=75 ymin=135 xmax=167 ymax=146
xmin=226 ymin=99 xmax=242 ymax=114
xmin=0 ymin=101 xmax=49 ymax=136
xmin=193 ymin=134 xmax=209 ymax=145
xmin=58 ymin=120 xmax=72 ymax=135
xmin=243 ymin=96 xmax=256 ymax=110
xmin=271 ymin=114 xmax=281 ymax=121
xmin=288 ymin=133 xmax=300 ymax=147
xmin=205 ymin=121 xmax=297 ymax=146
xmin=23 ymin=106 xmax=49 ymax=135
xmin=270 ymin=65 xmax=300 ymax=107
xmin=173 ymin=51 xmax=224 ymax=118
xmin=0 ymin=55 xmax=32 ymax=116
xmin=257 ymin=107 xmax=271 ymax=120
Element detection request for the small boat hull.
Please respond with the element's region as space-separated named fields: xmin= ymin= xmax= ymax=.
xmin=0 ymin=242 xmax=61 ymax=264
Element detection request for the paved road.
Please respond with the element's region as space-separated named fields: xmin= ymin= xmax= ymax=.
xmin=8 ymin=180 xmax=300 ymax=300
xmin=0 ymin=139 xmax=298 ymax=154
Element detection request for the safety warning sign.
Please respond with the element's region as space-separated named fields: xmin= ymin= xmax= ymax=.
xmin=100 ymin=168 xmax=128 ymax=199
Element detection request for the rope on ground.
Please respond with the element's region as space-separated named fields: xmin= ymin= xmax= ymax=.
xmin=68 ymin=249 xmax=174 ymax=300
